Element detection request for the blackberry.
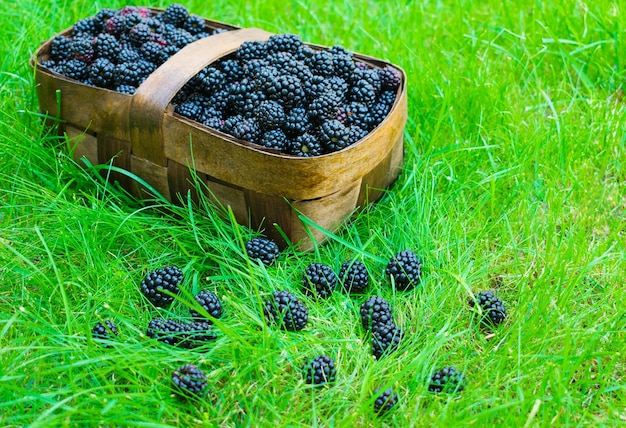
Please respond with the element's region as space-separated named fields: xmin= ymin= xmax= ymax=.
xmin=283 ymin=107 xmax=311 ymax=137
xmin=95 ymin=8 xmax=117 ymax=24
xmin=324 ymin=76 xmax=349 ymax=100
xmin=39 ymin=60 xmax=57 ymax=71
xmin=428 ymin=366 xmax=465 ymax=393
xmin=240 ymin=91 xmax=268 ymax=118
xmin=89 ymin=57 xmax=115 ymax=88
xmin=304 ymin=355 xmax=336 ymax=386
xmin=172 ymin=364 xmax=208 ymax=398
xmin=246 ymin=237 xmax=280 ymax=266
xmin=305 ymin=50 xmax=334 ymax=77
xmin=346 ymin=126 xmax=368 ymax=146
xmin=346 ymin=102 xmax=369 ymax=129
xmin=140 ymin=266 xmax=183 ymax=308
xmin=360 ymin=296 xmax=393 ymax=331
xmin=264 ymin=74 xmax=305 ymax=108
xmin=365 ymin=99 xmax=393 ymax=130
xmin=303 ymin=75 xmax=330 ymax=100
xmin=116 ymin=47 xmax=140 ymax=64
xmin=372 ymin=323 xmax=403 ymax=359
xmin=222 ymin=115 xmax=261 ymax=143
xmin=115 ymin=84 xmax=136 ymax=95
xmin=184 ymin=15 xmax=206 ymax=35
xmin=378 ymin=66 xmax=402 ymax=90
xmin=114 ymin=60 xmax=155 ymax=87
xmin=190 ymin=290 xmax=223 ymax=322
xmin=122 ymin=13 xmax=143 ymax=33
xmin=129 ymin=23 xmax=152 ymax=47
xmin=259 ymin=129 xmax=289 ymax=151
xmin=319 ymin=119 xmax=349 ymax=153
xmin=147 ymin=318 xmax=217 ymax=348
xmin=70 ymin=35 xmax=95 ymax=63
xmin=104 ymin=15 xmax=125 ymax=36
xmin=266 ymin=34 xmax=303 ymax=54
xmin=61 ymin=59 xmax=88 ymax=81
xmin=73 ymin=17 xmax=99 ymax=36
xmin=163 ymin=3 xmax=189 ymax=26
xmin=91 ymin=319 xmax=118 ymax=346
xmin=330 ymin=50 xmax=355 ymax=80
xmin=263 ymin=290 xmax=308 ymax=331
xmin=339 ymin=260 xmax=369 ymax=293
xmin=197 ymin=67 xmax=225 ymax=96
xmin=350 ymin=79 xmax=377 ymax=106
xmin=202 ymin=107 xmax=224 ymax=130
xmin=378 ymin=90 xmax=397 ymax=108
xmin=141 ymin=41 xmax=169 ymax=65
xmin=289 ymin=133 xmax=322 ymax=157
xmin=237 ymin=40 xmax=267 ymax=62
xmin=352 ymin=66 xmax=382 ymax=93
xmin=50 ymin=35 xmax=72 ymax=62
xmin=166 ymin=28 xmax=195 ymax=49
xmin=386 ymin=250 xmax=422 ymax=291
xmin=308 ymin=91 xmax=341 ymax=123
xmin=244 ymin=59 xmax=273 ymax=80
xmin=175 ymin=101 xmax=205 ymax=121
xmin=267 ymin=52 xmax=299 ymax=71
xmin=469 ymin=290 xmax=507 ymax=326
xmin=256 ymin=100 xmax=286 ymax=130
xmin=219 ymin=59 xmax=244 ymax=82
xmin=302 ymin=263 xmax=337 ymax=299
xmin=93 ymin=33 xmax=122 ymax=60
xmin=373 ymin=388 xmax=398 ymax=415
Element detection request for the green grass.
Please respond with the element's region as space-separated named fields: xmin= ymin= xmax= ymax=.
xmin=1 ymin=0 xmax=625 ymax=426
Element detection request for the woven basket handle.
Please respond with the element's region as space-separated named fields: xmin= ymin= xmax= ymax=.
xmin=129 ymin=28 xmax=273 ymax=166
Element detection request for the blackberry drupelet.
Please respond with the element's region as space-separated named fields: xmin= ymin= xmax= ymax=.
xmin=163 ymin=3 xmax=189 ymax=26
xmin=140 ymin=266 xmax=183 ymax=307
xmin=246 ymin=237 xmax=280 ymax=266
xmin=469 ymin=290 xmax=507 ymax=326
xmin=256 ymin=100 xmax=286 ymax=130
xmin=91 ymin=319 xmax=118 ymax=346
xmin=172 ymin=364 xmax=208 ymax=397
xmin=386 ymin=250 xmax=422 ymax=291
xmin=289 ymin=133 xmax=322 ymax=157
xmin=259 ymin=129 xmax=289 ymax=151
xmin=304 ymin=355 xmax=336 ymax=386
xmin=373 ymin=388 xmax=399 ymax=415
xmin=372 ymin=323 xmax=403 ymax=359
xmin=428 ymin=366 xmax=465 ymax=393
xmin=190 ymin=290 xmax=223 ymax=322
xmin=360 ymin=296 xmax=393 ymax=331
xmin=302 ymin=263 xmax=337 ymax=299
xmin=339 ymin=260 xmax=369 ymax=293
xmin=263 ymin=290 xmax=308 ymax=331
xmin=266 ymin=33 xmax=303 ymax=54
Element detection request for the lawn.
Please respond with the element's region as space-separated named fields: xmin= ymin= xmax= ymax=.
xmin=1 ymin=0 xmax=625 ymax=426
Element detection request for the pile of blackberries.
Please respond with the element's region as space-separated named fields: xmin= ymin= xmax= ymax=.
xmin=172 ymin=33 xmax=402 ymax=156
xmin=40 ymin=4 xmax=228 ymax=94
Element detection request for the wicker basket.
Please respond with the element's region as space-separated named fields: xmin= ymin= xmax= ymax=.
xmin=31 ymin=15 xmax=407 ymax=249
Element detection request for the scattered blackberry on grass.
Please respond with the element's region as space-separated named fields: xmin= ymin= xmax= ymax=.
xmin=184 ymin=320 xmax=218 ymax=348
xmin=469 ymin=290 xmax=507 ymax=327
xmin=190 ymin=290 xmax=223 ymax=322
xmin=360 ymin=296 xmax=393 ymax=331
xmin=289 ymin=133 xmax=322 ymax=157
xmin=373 ymin=388 xmax=399 ymax=415
xmin=386 ymin=250 xmax=422 ymax=291
xmin=147 ymin=318 xmax=217 ymax=348
xmin=140 ymin=266 xmax=183 ymax=308
xmin=304 ymin=355 xmax=336 ymax=386
xmin=263 ymin=290 xmax=308 ymax=331
xmin=302 ymin=263 xmax=337 ymax=299
xmin=428 ymin=366 xmax=465 ymax=393
xmin=339 ymin=260 xmax=369 ymax=293
xmin=172 ymin=364 xmax=208 ymax=398
xmin=163 ymin=3 xmax=189 ymax=26
xmin=372 ymin=323 xmax=403 ymax=359
xmin=91 ymin=320 xmax=118 ymax=346
xmin=245 ymin=237 xmax=280 ymax=266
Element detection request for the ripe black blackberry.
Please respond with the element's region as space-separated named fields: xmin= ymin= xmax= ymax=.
xmin=61 ymin=59 xmax=88 ymax=81
xmin=70 ymin=35 xmax=95 ymax=63
xmin=266 ymin=33 xmax=303 ymax=54
xmin=222 ymin=115 xmax=261 ymax=143
xmin=141 ymin=41 xmax=169 ymax=65
xmin=308 ymin=91 xmax=341 ymax=123
xmin=116 ymin=47 xmax=140 ymax=64
xmin=140 ymin=266 xmax=183 ymax=307
xmin=256 ymin=100 xmax=286 ymax=130
xmin=237 ymin=40 xmax=267 ymax=62
xmin=289 ymin=133 xmax=322 ymax=157
xmin=89 ymin=58 xmax=115 ymax=88
xmin=50 ymin=35 xmax=72 ymax=62
xmin=163 ymin=3 xmax=189 ymax=26
xmin=346 ymin=101 xmax=369 ymax=129
xmin=115 ymin=84 xmax=136 ymax=95
xmin=302 ymin=263 xmax=337 ymax=299
xmin=373 ymin=388 xmax=398 ymax=415
xmin=114 ymin=60 xmax=155 ymax=87
xmin=324 ymin=76 xmax=349 ymax=100
xmin=365 ymin=99 xmax=393 ymax=131
xmin=190 ymin=290 xmax=223 ymax=322
xmin=350 ymin=79 xmax=377 ymax=106
xmin=91 ymin=319 xmax=118 ymax=346
xmin=263 ymin=290 xmax=308 ymax=331
xmin=330 ymin=49 xmax=355 ymax=80
xmin=378 ymin=66 xmax=402 ymax=90
xmin=246 ymin=237 xmax=280 ymax=266
xmin=339 ymin=260 xmax=369 ymax=293
xmin=184 ymin=15 xmax=206 ymax=35
xmin=283 ymin=107 xmax=311 ymax=137
xmin=346 ymin=125 xmax=368 ymax=146
xmin=172 ymin=364 xmax=208 ymax=398
xmin=263 ymin=74 xmax=305 ymax=108
xmin=360 ymin=296 xmax=393 ymax=331
xmin=259 ymin=129 xmax=289 ymax=151
xmin=319 ymin=119 xmax=349 ymax=152
xmin=93 ymin=33 xmax=121 ymax=60
xmin=372 ymin=323 xmax=403 ymax=359
xmin=303 ymin=355 xmax=336 ymax=386
xmin=175 ymin=101 xmax=205 ymax=121
xmin=166 ymin=28 xmax=195 ymax=49
xmin=305 ymin=50 xmax=335 ymax=77
xmin=386 ymin=250 xmax=422 ymax=291
xmin=428 ymin=366 xmax=465 ymax=393
xmin=147 ymin=318 xmax=217 ymax=348
xmin=219 ymin=59 xmax=244 ymax=82
xmin=195 ymin=67 xmax=224 ymax=95
xmin=73 ymin=17 xmax=99 ymax=36
xmin=469 ymin=290 xmax=507 ymax=326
